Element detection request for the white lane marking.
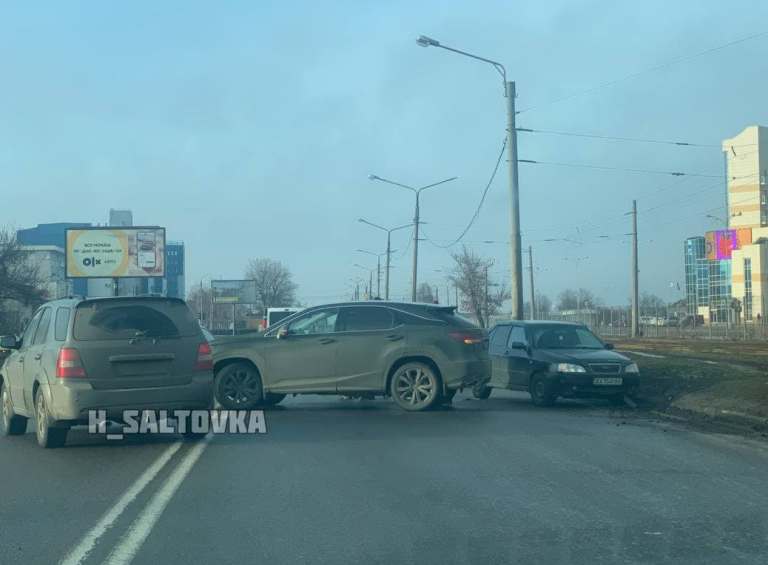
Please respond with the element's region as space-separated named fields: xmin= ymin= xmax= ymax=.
xmin=60 ymin=441 xmax=183 ymax=565
xmin=105 ymin=436 xmax=212 ymax=565
xmin=625 ymin=351 xmax=666 ymax=359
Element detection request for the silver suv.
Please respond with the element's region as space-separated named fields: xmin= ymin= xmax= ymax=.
xmin=0 ymin=297 xmax=214 ymax=448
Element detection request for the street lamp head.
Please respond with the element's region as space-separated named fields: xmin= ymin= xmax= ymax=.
xmin=368 ymin=174 xmax=380 ymax=181
xmin=416 ymin=35 xmax=440 ymax=48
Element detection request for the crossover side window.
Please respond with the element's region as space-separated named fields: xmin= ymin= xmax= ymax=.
xmin=287 ymin=308 xmax=339 ymax=335
xmin=339 ymin=307 xmax=394 ymax=331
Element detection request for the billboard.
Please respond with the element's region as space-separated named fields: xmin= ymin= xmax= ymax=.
xmin=705 ymin=228 xmax=752 ymax=261
xmin=66 ymin=227 xmax=166 ymax=278
xmin=212 ymin=280 xmax=258 ymax=304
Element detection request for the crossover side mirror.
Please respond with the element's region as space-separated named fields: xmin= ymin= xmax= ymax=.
xmin=0 ymin=335 xmax=20 ymax=350
xmin=276 ymin=327 xmax=289 ymax=340
xmin=604 ymin=343 xmax=615 ymax=350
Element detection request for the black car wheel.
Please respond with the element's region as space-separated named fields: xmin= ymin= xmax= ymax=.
xmin=1 ymin=381 xmax=27 ymax=436
xmin=472 ymin=382 xmax=492 ymax=400
xmin=215 ymin=362 xmax=264 ymax=410
xmin=530 ymin=373 xmax=556 ymax=407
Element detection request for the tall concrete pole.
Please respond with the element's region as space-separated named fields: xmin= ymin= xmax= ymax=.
xmin=385 ymin=232 xmax=391 ymax=301
xmin=506 ymin=81 xmax=523 ymax=320
xmin=412 ymin=192 xmax=420 ymax=302
xmin=631 ymin=199 xmax=640 ymax=338
xmin=528 ymin=245 xmax=536 ymax=320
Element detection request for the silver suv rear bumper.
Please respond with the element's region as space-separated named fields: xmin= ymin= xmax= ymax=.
xmin=47 ymin=374 xmax=214 ymax=422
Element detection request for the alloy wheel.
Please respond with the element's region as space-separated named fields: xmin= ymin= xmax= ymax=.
xmin=394 ymin=366 xmax=436 ymax=408
xmin=220 ymin=367 xmax=261 ymax=406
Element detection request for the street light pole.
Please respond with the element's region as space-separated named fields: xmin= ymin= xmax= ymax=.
xmin=358 ymin=219 xmax=412 ymax=301
xmin=417 ymin=35 xmax=523 ymax=320
xmin=368 ymin=175 xmax=457 ymax=302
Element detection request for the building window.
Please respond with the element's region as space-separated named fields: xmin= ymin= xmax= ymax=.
xmin=744 ymin=258 xmax=753 ymax=321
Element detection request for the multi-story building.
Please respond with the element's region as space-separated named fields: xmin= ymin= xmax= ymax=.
xmin=16 ymin=222 xmax=90 ymax=296
xmin=684 ymin=236 xmax=709 ymax=316
xmin=139 ymin=241 xmax=185 ymax=299
xmin=684 ymin=125 xmax=768 ymax=323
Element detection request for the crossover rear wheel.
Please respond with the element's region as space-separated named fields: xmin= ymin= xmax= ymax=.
xmin=390 ymin=362 xmax=440 ymax=412
xmin=1 ymin=381 xmax=27 ymax=436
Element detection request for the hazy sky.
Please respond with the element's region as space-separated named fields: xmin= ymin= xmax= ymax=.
xmin=2 ymin=1 xmax=767 ymax=306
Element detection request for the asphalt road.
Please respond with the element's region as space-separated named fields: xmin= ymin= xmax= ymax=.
xmin=1 ymin=391 xmax=767 ymax=565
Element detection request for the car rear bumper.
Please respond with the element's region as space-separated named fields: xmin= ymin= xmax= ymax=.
xmin=441 ymin=358 xmax=490 ymax=389
xmin=47 ymin=374 xmax=214 ymax=422
xmin=551 ymin=372 xmax=640 ymax=398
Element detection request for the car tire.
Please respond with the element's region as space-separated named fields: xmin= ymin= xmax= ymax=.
xmin=215 ymin=362 xmax=264 ymax=410
xmin=1 ymin=381 xmax=28 ymax=436
xmin=390 ymin=362 xmax=441 ymax=412
xmin=262 ymin=393 xmax=286 ymax=407
xmin=472 ymin=382 xmax=492 ymax=400
xmin=34 ymin=389 xmax=67 ymax=448
xmin=529 ymin=373 xmax=557 ymax=407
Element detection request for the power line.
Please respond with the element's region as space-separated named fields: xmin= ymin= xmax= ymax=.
xmin=518 ymin=159 xmax=720 ymax=178
xmin=422 ymin=137 xmax=507 ymax=249
xmin=516 ymin=127 xmax=722 ymax=148
xmin=518 ymin=30 xmax=768 ymax=114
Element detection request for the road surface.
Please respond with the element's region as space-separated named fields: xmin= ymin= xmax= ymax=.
xmin=1 ymin=391 xmax=767 ymax=564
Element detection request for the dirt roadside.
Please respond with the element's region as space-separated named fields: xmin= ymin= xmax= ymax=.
xmin=612 ymin=338 xmax=768 ymax=434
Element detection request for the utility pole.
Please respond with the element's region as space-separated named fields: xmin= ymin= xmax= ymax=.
xmin=416 ymin=36 xmax=523 ymax=319
xmin=376 ymin=255 xmax=381 ymax=298
xmin=385 ymin=233 xmax=391 ymax=300
xmin=369 ymin=271 xmax=373 ymax=300
xmin=435 ymin=286 xmax=439 ymax=304
xmin=506 ymin=81 xmax=523 ymax=320
xmin=484 ymin=265 xmax=489 ymax=328
xmin=412 ymin=194 xmax=420 ymax=302
xmin=527 ymin=245 xmax=535 ymax=320
xmin=631 ymin=199 xmax=640 ymax=338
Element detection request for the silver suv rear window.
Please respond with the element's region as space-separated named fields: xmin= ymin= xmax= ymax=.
xmin=74 ymin=299 xmax=199 ymax=341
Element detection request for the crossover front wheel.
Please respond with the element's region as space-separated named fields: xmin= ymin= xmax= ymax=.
xmin=1 ymin=381 xmax=27 ymax=436
xmin=215 ymin=362 xmax=264 ymax=410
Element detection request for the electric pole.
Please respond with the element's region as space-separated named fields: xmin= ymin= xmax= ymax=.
xmin=527 ymin=245 xmax=535 ymax=320
xmin=484 ymin=265 xmax=489 ymax=328
xmin=631 ymin=199 xmax=640 ymax=338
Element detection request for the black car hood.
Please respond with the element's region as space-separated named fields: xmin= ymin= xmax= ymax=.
xmin=534 ymin=348 xmax=631 ymax=365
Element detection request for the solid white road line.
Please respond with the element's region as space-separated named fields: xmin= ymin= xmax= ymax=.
xmin=59 ymin=441 xmax=183 ymax=565
xmin=624 ymin=350 xmax=666 ymax=359
xmin=105 ymin=436 xmax=212 ymax=565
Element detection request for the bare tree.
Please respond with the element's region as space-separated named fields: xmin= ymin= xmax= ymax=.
xmin=0 ymin=228 xmax=45 ymax=304
xmin=557 ymin=288 xmax=598 ymax=311
xmin=186 ymin=283 xmax=237 ymax=329
xmin=640 ymin=292 xmax=666 ymax=317
xmin=245 ymin=258 xmax=298 ymax=311
xmin=0 ymin=227 xmax=46 ymax=336
xmin=415 ymin=282 xmax=435 ymax=303
xmin=449 ymin=246 xmax=509 ymax=328
xmin=524 ymin=293 xmax=553 ymax=319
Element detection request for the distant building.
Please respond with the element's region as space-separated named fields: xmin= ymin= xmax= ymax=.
xmin=16 ymin=222 xmax=90 ymax=296
xmin=139 ymin=241 xmax=185 ymax=299
xmin=108 ymin=209 xmax=133 ymax=227
xmin=684 ymin=125 xmax=768 ymax=323
xmin=18 ymin=245 xmax=68 ymax=300
xmin=684 ymin=236 xmax=709 ymax=316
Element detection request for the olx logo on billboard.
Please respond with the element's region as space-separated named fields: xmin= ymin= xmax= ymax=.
xmin=82 ymin=257 xmax=102 ymax=267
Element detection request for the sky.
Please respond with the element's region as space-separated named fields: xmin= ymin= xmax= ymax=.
xmin=1 ymin=0 xmax=767 ymax=307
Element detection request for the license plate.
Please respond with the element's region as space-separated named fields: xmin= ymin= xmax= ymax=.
xmin=593 ymin=377 xmax=623 ymax=386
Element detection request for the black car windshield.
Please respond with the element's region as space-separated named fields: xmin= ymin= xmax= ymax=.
xmin=531 ymin=325 xmax=605 ymax=349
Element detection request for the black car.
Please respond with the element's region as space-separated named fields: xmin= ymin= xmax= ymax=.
xmin=476 ymin=321 xmax=639 ymax=406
